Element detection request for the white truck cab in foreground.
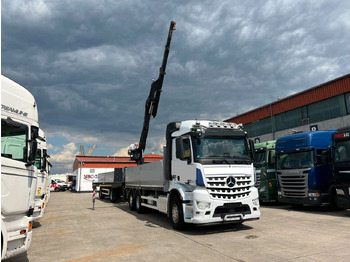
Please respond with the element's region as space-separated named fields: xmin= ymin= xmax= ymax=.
xmin=33 ymin=129 xmax=50 ymax=220
xmin=126 ymin=120 xmax=260 ymax=229
xmin=1 ymin=75 xmax=39 ymax=259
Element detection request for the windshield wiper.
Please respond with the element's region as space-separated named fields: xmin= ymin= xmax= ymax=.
xmin=212 ymin=159 xmax=230 ymax=164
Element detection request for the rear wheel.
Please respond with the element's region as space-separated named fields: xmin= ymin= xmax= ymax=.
xmin=128 ymin=190 xmax=136 ymax=211
xmin=110 ymin=189 xmax=118 ymax=203
xmin=99 ymin=189 xmax=105 ymax=199
xmin=135 ymin=191 xmax=144 ymax=214
xmin=170 ymin=197 xmax=185 ymax=230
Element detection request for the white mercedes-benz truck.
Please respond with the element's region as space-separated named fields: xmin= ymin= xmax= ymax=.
xmin=125 ymin=22 xmax=259 ymax=229
xmin=1 ymin=75 xmax=39 ymax=259
xmin=126 ymin=120 xmax=260 ymax=229
xmin=33 ymin=129 xmax=50 ymax=220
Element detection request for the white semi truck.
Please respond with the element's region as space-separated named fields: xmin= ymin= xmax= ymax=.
xmin=1 ymin=75 xmax=39 ymax=259
xmin=125 ymin=22 xmax=260 ymax=229
xmin=126 ymin=120 xmax=261 ymax=229
xmin=33 ymin=129 xmax=50 ymax=220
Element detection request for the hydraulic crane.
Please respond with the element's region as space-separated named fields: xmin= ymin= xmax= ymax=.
xmin=129 ymin=21 xmax=176 ymax=164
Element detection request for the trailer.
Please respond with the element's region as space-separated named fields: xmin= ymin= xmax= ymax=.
xmin=94 ymin=168 xmax=124 ymax=203
xmin=276 ymin=130 xmax=336 ymax=207
xmin=333 ymin=126 xmax=350 ymax=209
xmin=1 ymin=75 xmax=39 ymax=259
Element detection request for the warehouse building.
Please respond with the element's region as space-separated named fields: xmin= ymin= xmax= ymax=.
xmin=72 ymin=154 xmax=163 ymax=192
xmin=225 ymin=73 xmax=350 ymax=143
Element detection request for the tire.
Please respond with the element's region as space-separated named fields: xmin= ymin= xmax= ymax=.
xmin=170 ymin=197 xmax=185 ymax=230
xmin=110 ymin=189 xmax=118 ymax=203
xmin=135 ymin=191 xmax=144 ymax=214
xmin=327 ymin=188 xmax=341 ymax=210
xmin=128 ymin=190 xmax=136 ymax=211
xmin=99 ymin=189 xmax=105 ymax=199
xmin=54 ymin=187 xmax=59 ymax=192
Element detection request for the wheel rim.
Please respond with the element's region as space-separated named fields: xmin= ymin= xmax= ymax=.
xmin=171 ymin=203 xmax=179 ymax=223
xmin=129 ymin=194 xmax=134 ymax=205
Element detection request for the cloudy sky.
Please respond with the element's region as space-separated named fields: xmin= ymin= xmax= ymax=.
xmin=2 ymin=0 xmax=350 ymax=174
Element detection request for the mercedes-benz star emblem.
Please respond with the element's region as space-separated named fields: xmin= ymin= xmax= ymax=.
xmin=226 ymin=176 xmax=235 ymax=187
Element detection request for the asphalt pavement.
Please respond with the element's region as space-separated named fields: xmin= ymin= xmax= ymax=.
xmin=6 ymin=191 xmax=350 ymax=262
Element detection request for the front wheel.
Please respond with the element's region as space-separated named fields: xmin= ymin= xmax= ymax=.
xmin=170 ymin=197 xmax=185 ymax=230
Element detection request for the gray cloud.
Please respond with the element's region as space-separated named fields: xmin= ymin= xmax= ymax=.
xmin=2 ymin=0 xmax=350 ymax=173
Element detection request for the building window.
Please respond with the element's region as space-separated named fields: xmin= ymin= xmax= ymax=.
xmin=345 ymin=92 xmax=350 ymax=114
xmin=274 ymin=108 xmax=302 ymax=132
xmin=245 ymin=117 xmax=272 ymax=137
xmin=308 ymin=95 xmax=346 ymax=123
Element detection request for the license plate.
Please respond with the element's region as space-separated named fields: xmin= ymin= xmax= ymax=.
xmin=224 ymin=215 xmax=241 ymax=221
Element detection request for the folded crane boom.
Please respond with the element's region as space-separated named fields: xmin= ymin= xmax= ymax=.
xmin=129 ymin=21 xmax=176 ymax=164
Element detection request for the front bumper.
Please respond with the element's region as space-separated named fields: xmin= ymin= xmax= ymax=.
xmin=183 ymin=187 xmax=260 ymax=224
xmin=336 ymin=185 xmax=350 ymax=209
xmin=32 ymin=199 xmax=45 ymax=220
xmin=277 ymin=189 xmax=327 ymax=206
xmin=1 ymin=215 xmax=32 ymax=260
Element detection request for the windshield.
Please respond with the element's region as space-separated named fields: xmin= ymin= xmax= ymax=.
xmin=192 ymin=136 xmax=250 ymax=164
xmin=334 ymin=140 xmax=350 ymax=163
xmin=1 ymin=119 xmax=28 ymax=162
xmin=277 ymin=150 xmax=314 ymax=169
xmin=34 ymin=149 xmax=42 ymax=169
xmin=254 ymin=149 xmax=266 ymax=164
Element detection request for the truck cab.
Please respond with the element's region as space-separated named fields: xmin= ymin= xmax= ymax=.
xmin=33 ymin=129 xmax=49 ymax=220
xmin=1 ymin=75 xmax=39 ymax=259
xmin=276 ymin=130 xmax=336 ymax=207
xmin=254 ymin=140 xmax=278 ymax=202
xmin=333 ymin=126 xmax=350 ymax=209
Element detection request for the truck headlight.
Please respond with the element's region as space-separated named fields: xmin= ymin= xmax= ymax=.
xmin=252 ymin=198 xmax=259 ymax=206
xmin=196 ymin=201 xmax=211 ymax=210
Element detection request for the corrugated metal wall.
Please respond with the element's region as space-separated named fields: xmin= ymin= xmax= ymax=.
xmin=226 ymin=74 xmax=350 ymax=125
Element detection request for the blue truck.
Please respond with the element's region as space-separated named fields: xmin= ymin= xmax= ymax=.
xmin=333 ymin=126 xmax=350 ymax=209
xmin=275 ymin=130 xmax=336 ymax=207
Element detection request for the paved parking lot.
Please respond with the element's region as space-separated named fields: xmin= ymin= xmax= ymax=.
xmin=7 ymin=191 xmax=350 ymax=262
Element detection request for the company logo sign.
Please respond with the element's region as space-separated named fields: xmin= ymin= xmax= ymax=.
xmin=84 ymin=174 xmax=98 ymax=181
xmin=226 ymin=176 xmax=236 ymax=187
xmin=1 ymin=104 xmax=29 ymax=117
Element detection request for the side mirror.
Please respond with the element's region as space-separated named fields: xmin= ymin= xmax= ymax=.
xmin=27 ymin=140 xmax=38 ymax=166
xmin=316 ymin=148 xmax=330 ymax=165
xmin=249 ymin=139 xmax=255 ymax=160
xmin=176 ymin=137 xmax=185 ymax=160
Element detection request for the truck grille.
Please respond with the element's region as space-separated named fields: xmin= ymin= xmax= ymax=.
xmin=279 ymin=172 xmax=307 ymax=198
xmin=255 ymin=170 xmax=260 ymax=188
xmin=206 ymin=175 xmax=252 ymax=200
